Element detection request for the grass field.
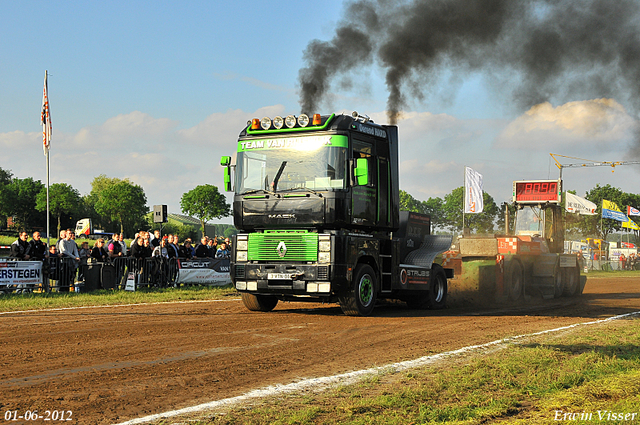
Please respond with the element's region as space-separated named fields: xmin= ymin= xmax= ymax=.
xmin=0 ymin=285 xmax=239 ymax=312
xmin=177 ymin=316 xmax=640 ymax=425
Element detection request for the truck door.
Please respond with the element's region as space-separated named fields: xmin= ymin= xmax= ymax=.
xmin=352 ymin=139 xmax=377 ymax=227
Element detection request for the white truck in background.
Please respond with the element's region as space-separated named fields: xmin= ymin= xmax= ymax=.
xmin=74 ymin=218 xmax=111 ymax=239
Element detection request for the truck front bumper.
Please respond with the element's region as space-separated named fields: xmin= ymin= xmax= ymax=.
xmin=231 ymin=262 xmax=348 ymax=296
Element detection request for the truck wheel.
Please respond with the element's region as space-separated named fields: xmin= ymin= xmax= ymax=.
xmin=339 ymin=264 xmax=377 ymax=316
xmin=506 ymin=260 xmax=523 ymax=302
xmin=562 ymin=266 xmax=580 ymax=297
xmin=241 ymin=293 xmax=279 ymax=312
xmin=427 ymin=264 xmax=447 ymax=309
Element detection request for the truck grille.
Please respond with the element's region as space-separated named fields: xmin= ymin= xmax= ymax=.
xmin=248 ymin=231 xmax=318 ymax=262
xmin=318 ymin=266 xmax=329 ymax=280
xmin=235 ymin=264 xmax=245 ymax=279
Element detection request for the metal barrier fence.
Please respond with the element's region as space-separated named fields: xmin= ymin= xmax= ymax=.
xmin=1 ymin=256 xmax=184 ymax=294
xmin=584 ymin=258 xmax=640 ymax=271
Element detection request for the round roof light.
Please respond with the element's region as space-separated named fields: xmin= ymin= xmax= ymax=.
xmin=260 ymin=117 xmax=272 ymax=130
xmin=298 ymin=114 xmax=310 ymax=127
xmin=285 ymin=115 xmax=297 ymax=128
xmin=273 ymin=116 xmax=284 ymax=129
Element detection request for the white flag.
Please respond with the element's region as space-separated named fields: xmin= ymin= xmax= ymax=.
xmin=565 ymin=192 xmax=596 ymax=215
xmin=464 ymin=167 xmax=483 ymax=214
xmin=41 ymin=71 xmax=52 ymax=156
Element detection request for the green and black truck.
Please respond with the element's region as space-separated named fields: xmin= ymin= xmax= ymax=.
xmin=221 ymin=111 xmax=453 ymax=316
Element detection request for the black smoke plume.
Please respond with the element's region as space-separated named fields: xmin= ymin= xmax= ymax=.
xmin=298 ymin=0 xmax=640 ymax=125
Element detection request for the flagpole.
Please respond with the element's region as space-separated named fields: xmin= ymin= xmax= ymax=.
xmin=42 ymin=70 xmax=51 ymax=248
xmin=462 ymin=166 xmax=466 ymax=232
xmin=46 ymin=148 xmax=50 ymax=248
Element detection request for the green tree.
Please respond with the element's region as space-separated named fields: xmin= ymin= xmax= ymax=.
xmin=180 ymin=185 xmax=231 ymax=237
xmin=94 ymin=180 xmax=148 ymax=235
xmin=399 ymin=190 xmax=425 ymax=213
xmin=442 ymin=186 xmax=498 ymax=233
xmin=423 ymin=197 xmax=445 ymax=231
xmin=35 ymin=183 xmax=83 ymax=236
xmin=6 ymin=177 xmax=46 ymax=231
xmin=0 ymin=167 xmax=14 ymax=228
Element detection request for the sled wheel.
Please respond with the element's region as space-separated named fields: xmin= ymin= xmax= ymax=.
xmin=506 ymin=260 xmax=524 ymax=302
xmin=553 ymin=263 xmax=564 ymax=298
xmin=562 ymin=266 xmax=580 ymax=297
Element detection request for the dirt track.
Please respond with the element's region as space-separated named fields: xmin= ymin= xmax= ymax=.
xmin=1 ymin=277 xmax=639 ymax=424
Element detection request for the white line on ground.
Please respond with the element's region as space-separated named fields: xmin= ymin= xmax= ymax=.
xmin=0 ymin=298 xmax=239 ymax=316
xmin=113 ymin=310 xmax=640 ymax=425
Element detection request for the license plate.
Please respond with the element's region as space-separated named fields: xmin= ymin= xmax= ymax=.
xmin=268 ymin=273 xmax=293 ymax=280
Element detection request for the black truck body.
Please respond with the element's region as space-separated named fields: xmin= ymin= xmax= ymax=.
xmin=221 ymin=112 xmax=453 ymax=315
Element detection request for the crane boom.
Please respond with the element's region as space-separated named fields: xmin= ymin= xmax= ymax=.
xmin=550 ymin=153 xmax=640 ymax=178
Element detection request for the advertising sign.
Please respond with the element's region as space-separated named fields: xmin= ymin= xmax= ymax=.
xmin=0 ymin=261 xmax=43 ymax=288
xmin=177 ymin=258 xmax=231 ymax=286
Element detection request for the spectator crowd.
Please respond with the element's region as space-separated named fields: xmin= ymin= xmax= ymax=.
xmin=7 ymin=229 xmax=232 ymax=292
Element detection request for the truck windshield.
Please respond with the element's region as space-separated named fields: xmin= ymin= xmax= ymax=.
xmin=515 ymin=206 xmax=544 ymax=236
xmin=236 ymin=136 xmax=347 ymax=194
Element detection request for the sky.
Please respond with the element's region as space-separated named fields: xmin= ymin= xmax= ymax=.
xmin=2 ymin=0 xmax=640 ymax=227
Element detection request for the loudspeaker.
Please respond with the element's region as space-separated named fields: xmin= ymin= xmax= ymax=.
xmin=153 ymin=204 xmax=168 ymax=223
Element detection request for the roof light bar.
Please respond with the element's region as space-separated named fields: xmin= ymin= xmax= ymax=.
xmin=298 ymin=114 xmax=309 ymax=127
xmin=285 ymin=115 xmax=297 ymax=128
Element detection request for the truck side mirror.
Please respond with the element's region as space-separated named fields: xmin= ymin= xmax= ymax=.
xmin=220 ymin=156 xmax=233 ymax=192
xmin=354 ymin=157 xmax=369 ymax=186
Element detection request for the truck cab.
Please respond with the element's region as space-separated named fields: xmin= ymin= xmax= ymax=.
xmin=221 ymin=112 xmax=452 ymax=315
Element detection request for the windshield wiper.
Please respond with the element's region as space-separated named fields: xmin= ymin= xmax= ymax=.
xmin=271 ymin=161 xmax=287 ymax=192
xmin=280 ymin=186 xmax=322 ymax=196
xmin=241 ymin=188 xmax=278 ymax=196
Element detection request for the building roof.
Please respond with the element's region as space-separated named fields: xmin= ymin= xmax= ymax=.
xmin=167 ymin=213 xmax=201 ymax=225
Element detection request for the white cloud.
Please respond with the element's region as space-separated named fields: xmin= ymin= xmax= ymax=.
xmin=495 ymin=99 xmax=637 ymax=151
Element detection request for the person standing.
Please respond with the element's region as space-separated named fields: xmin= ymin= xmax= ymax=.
xmin=108 ymin=233 xmax=123 ymax=259
xmin=91 ymin=239 xmax=109 ymax=262
xmin=10 ymin=231 xmax=31 ymax=260
xmin=28 ymin=231 xmax=48 ymax=261
xmin=195 ymin=236 xmax=210 ymax=258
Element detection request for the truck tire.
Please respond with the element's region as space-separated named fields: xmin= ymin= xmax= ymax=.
xmin=405 ymin=265 xmax=447 ymax=310
xmin=562 ymin=266 xmax=580 ymax=297
xmin=241 ymin=293 xmax=279 ymax=312
xmin=506 ymin=260 xmax=524 ymax=302
xmin=427 ymin=264 xmax=447 ymax=309
xmin=553 ymin=263 xmax=564 ymax=298
xmin=339 ymin=264 xmax=377 ymax=316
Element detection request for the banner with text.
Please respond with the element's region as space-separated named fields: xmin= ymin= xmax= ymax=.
xmin=464 ymin=167 xmax=483 ymax=214
xmin=602 ymin=200 xmax=628 ymax=222
xmin=628 ymin=206 xmax=640 ymax=216
xmin=0 ymin=261 xmax=43 ymax=288
xmin=176 ymin=258 xmax=231 ymax=286
xmin=565 ymin=192 xmax=597 ymax=215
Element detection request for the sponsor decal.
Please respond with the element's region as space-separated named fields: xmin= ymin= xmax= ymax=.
xmin=239 ymin=135 xmax=347 ymax=151
xmin=356 ymin=123 xmax=387 ymax=138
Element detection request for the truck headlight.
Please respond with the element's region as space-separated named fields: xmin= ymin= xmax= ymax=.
xmin=319 ymin=241 xmax=331 ymax=252
xmin=236 ymin=240 xmax=248 ymax=251
xmin=318 ymin=252 xmax=330 ymax=263
xmin=236 ymin=251 xmax=248 ymax=262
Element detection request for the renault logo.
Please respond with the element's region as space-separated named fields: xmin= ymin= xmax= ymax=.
xmin=276 ymin=241 xmax=287 ymax=258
